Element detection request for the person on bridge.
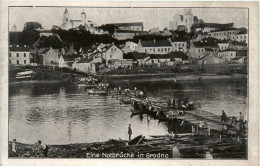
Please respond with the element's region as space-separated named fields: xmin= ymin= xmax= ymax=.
xmin=220 ymin=110 xmax=227 ymax=122
xmin=128 ymin=124 xmax=132 ymax=140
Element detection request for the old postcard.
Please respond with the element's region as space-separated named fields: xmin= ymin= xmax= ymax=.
xmin=0 ymin=1 xmax=259 ymax=166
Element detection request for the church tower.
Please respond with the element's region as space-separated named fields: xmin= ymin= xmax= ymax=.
xmin=63 ymin=8 xmax=70 ymax=24
xmin=183 ymin=9 xmax=194 ymax=32
xmin=81 ymin=9 xmax=86 ymax=21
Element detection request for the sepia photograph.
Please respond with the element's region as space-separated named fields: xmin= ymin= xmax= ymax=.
xmin=2 ymin=2 xmax=257 ymax=162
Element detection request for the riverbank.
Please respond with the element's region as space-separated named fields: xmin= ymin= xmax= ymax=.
xmin=9 ymin=133 xmax=247 ymax=159
xmin=107 ymin=73 xmax=247 ymax=84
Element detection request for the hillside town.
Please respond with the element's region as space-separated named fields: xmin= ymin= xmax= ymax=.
xmin=9 ymin=7 xmax=248 ymax=159
xmin=9 ymin=8 xmax=248 ymax=76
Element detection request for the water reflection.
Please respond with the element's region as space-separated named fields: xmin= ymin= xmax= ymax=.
xmin=9 ymin=79 xmax=247 ymax=144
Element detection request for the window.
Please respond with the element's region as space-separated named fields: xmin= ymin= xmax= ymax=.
xmin=178 ymin=44 xmax=180 ymax=47
xmin=240 ymin=36 xmax=242 ymax=39
xmin=186 ymin=19 xmax=187 ymax=23
xmin=24 ymin=60 xmax=26 ymax=64
xmin=9 ymin=53 xmax=11 ymax=57
xmin=158 ymin=48 xmax=160 ymax=52
xmin=175 ymin=44 xmax=177 ymax=47
xmin=110 ymin=55 xmax=112 ymax=58
xmin=168 ymin=48 xmax=170 ymax=51
xmin=165 ymin=48 xmax=167 ymax=51
xmin=244 ymin=36 xmax=246 ymax=39
xmin=198 ymin=49 xmax=200 ymax=53
xmin=182 ymin=43 xmax=184 ymax=47
xmin=153 ymin=49 xmax=155 ymax=52
xmin=66 ymin=18 xmax=68 ymax=22
xmin=16 ymin=53 xmax=19 ymax=57
xmin=24 ymin=53 xmax=26 ymax=57
xmin=145 ymin=49 xmax=147 ymax=52
xmin=17 ymin=60 xmax=19 ymax=64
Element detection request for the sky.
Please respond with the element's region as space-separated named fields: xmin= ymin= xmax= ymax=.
xmin=9 ymin=7 xmax=248 ymax=31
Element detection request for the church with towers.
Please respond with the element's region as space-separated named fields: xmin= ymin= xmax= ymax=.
xmin=169 ymin=9 xmax=198 ymax=32
xmin=60 ymin=8 xmax=98 ymax=31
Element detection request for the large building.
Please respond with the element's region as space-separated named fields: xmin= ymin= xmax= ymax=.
xmin=111 ymin=22 xmax=144 ymax=31
xmin=9 ymin=45 xmax=31 ymax=65
xmin=169 ymin=9 xmax=198 ymax=32
xmin=135 ymin=39 xmax=173 ymax=54
xmin=60 ymin=8 xmax=98 ymax=30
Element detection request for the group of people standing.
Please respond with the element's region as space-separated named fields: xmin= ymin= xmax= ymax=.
xmin=10 ymin=139 xmax=49 ymax=157
xmin=220 ymin=110 xmax=247 ymax=132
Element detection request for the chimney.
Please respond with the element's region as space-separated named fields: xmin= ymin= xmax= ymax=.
xmin=153 ymin=39 xmax=156 ymax=43
xmin=112 ymin=42 xmax=114 ymax=45
xmin=24 ymin=45 xmax=26 ymax=47
xmin=16 ymin=45 xmax=19 ymax=47
xmin=10 ymin=45 xmax=12 ymax=47
xmin=167 ymin=38 xmax=171 ymax=42
xmin=138 ymin=39 xmax=141 ymax=43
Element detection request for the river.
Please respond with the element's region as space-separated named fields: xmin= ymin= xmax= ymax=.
xmin=9 ymin=79 xmax=247 ymax=144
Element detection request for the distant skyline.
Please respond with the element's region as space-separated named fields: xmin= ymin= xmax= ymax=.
xmin=9 ymin=7 xmax=248 ymax=31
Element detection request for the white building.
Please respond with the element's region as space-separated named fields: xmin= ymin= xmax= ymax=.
xmin=207 ymin=29 xmax=241 ymax=40
xmin=60 ymin=8 xmax=98 ymax=32
xmin=171 ymin=41 xmax=187 ymax=52
xmin=217 ymin=49 xmax=236 ymax=62
xmin=9 ymin=45 xmax=31 ymax=65
xmin=235 ymin=33 xmax=248 ymax=43
xmin=169 ymin=9 xmax=195 ymax=32
xmin=135 ymin=39 xmax=172 ymax=54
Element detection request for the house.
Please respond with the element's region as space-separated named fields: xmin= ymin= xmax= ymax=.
xmin=59 ymin=54 xmax=82 ymax=68
xmin=110 ymin=22 xmax=144 ymax=31
xmin=235 ymin=32 xmax=248 ymax=43
xmin=198 ymin=55 xmax=223 ymax=65
xmin=61 ymin=43 xmax=77 ymax=55
xmin=41 ymin=47 xmax=61 ymax=66
xmin=217 ymin=40 xmax=230 ymax=51
xmin=72 ymin=58 xmax=96 ymax=74
xmin=123 ymin=52 xmax=149 ymax=67
xmin=232 ymin=56 xmax=247 ymax=64
xmin=217 ymin=49 xmax=236 ymax=62
xmin=121 ymin=41 xmax=138 ymax=53
xmin=195 ymin=23 xmax=234 ymax=33
xmin=228 ymin=41 xmax=248 ymax=51
xmin=135 ymin=39 xmax=173 ymax=54
xmin=9 ymin=45 xmax=31 ymax=65
xmin=190 ymin=38 xmax=219 ymax=59
xmin=145 ymin=54 xmax=171 ymax=67
xmin=207 ymin=29 xmax=241 ymax=40
xmin=169 ymin=52 xmax=189 ymax=64
xmin=171 ymin=40 xmax=187 ymax=52
xmin=102 ymin=44 xmax=123 ymax=64
xmin=113 ymin=30 xmax=147 ymax=40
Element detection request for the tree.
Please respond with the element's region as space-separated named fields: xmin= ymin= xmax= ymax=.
xmin=21 ymin=22 xmax=42 ymax=46
xmin=23 ymin=22 xmax=42 ymax=31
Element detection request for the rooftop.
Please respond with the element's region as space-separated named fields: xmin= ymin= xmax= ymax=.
xmin=140 ymin=39 xmax=172 ymax=47
xmin=232 ymin=56 xmax=246 ymax=60
xmin=109 ymin=22 xmax=143 ymax=27
xmin=62 ymin=54 xmax=82 ymax=61
xmin=192 ymin=38 xmax=219 ymax=48
xmin=77 ymin=58 xmax=93 ymax=63
xmin=123 ymin=52 xmax=148 ymax=60
xmin=10 ymin=46 xmax=30 ymax=52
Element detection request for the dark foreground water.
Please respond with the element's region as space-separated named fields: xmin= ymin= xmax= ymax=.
xmin=9 ymin=79 xmax=247 ymax=144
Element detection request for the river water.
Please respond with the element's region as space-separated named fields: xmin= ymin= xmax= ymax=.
xmin=9 ymin=79 xmax=247 ymax=144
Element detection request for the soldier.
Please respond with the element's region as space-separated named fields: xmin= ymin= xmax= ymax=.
xmin=128 ymin=124 xmax=132 ymax=140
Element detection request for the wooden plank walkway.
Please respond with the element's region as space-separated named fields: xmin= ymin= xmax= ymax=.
xmin=121 ymin=94 xmax=239 ymax=133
